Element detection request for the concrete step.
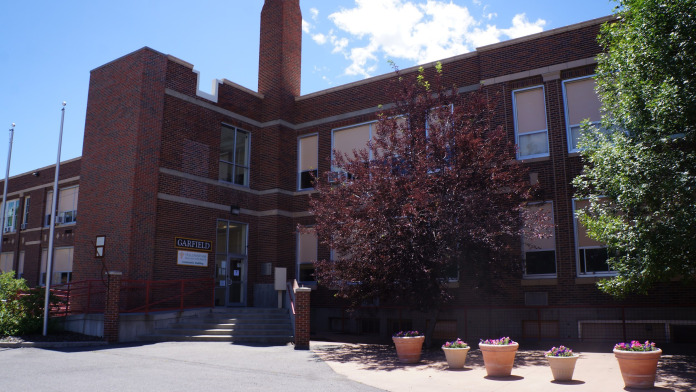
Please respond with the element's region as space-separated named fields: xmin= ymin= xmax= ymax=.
xmin=139 ymin=307 xmax=294 ymax=344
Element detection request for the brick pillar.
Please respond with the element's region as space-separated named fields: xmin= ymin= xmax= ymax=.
xmin=294 ymin=287 xmax=311 ymax=350
xmin=104 ymin=271 xmax=122 ymax=343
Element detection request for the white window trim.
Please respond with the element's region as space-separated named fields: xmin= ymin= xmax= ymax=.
xmin=572 ymin=198 xmax=615 ymax=277
xmin=562 ymin=75 xmax=600 ymax=153
xmin=39 ymin=246 xmax=74 ymax=286
xmin=522 ymin=200 xmax=557 ymax=278
xmin=219 ymin=124 xmax=251 ymax=187
xmin=513 ymin=85 xmax=549 ymax=160
xmin=57 ymin=185 xmax=78 ymax=226
xmin=297 ymin=133 xmax=319 ymax=191
xmin=3 ymin=199 xmax=19 ymax=233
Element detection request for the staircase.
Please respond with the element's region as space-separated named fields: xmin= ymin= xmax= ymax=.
xmin=140 ymin=308 xmax=294 ymax=344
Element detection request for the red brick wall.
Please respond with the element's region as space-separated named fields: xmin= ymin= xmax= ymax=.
xmin=74 ymin=48 xmax=168 ymax=282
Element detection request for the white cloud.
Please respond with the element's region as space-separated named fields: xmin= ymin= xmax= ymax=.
xmin=302 ymin=19 xmax=311 ymax=34
xmin=310 ymin=8 xmax=319 ymax=21
xmin=312 ymin=33 xmax=328 ymax=45
xmin=315 ymin=0 xmax=547 ymax=78
xmin=501 ymin=13 xmax=546 ymax=39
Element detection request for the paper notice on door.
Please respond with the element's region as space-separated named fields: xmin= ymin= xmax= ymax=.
xmin=234 ymin=269 xmax=240 ymax=277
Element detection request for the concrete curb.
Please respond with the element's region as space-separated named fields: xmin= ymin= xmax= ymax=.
xmin=0 ymin=340 xmax=109 ymax=349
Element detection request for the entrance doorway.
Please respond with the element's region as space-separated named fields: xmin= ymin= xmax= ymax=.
xmin=214 ymin=220 xmax=248 ymax=306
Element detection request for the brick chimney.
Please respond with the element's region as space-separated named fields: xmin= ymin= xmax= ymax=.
xmin=258 ymin=0 xmax=302 ymax=120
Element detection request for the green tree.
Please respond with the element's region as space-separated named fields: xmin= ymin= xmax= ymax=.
xmin=574 ymin=0 xmax=696 ymax=296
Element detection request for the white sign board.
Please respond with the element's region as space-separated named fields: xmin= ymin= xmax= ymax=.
xmin=177 ymin=250 xmax=208 ymax=267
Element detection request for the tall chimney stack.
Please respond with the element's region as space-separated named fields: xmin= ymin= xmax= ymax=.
xmin=258 ymin=0 xmax=302 ymax=117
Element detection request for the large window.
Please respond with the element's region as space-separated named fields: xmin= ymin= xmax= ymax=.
xmin=219 ymin=125 xmax=250 ymax=186
xmin=573 ymin=199 xmax=611 ymax=275
xmin=331 ymin=122 xmax=374 ymax=182
xmin=563 ymin=76 xmax=602 ymax=152
xmin=297 ymin=228 xmax=317 ymax=283
xmin=513 ymin=86 xmax=549 ymax=159
xmin=523 ymin=202 xmax=556 ymax=277
xmin=298 ymin=134 xmax=318 ymax=190
xmin=21 ymin=196 xmax=29 ymax=229
xmin=44 ymin=187 xmax=79 ymax=226
xmin=0 ymin=252 xmax=13 ymax=273
xmin=3 ymin=199 xmax=19 ymax=233
xmin=40 ymin=247 xmax=73 ymax=286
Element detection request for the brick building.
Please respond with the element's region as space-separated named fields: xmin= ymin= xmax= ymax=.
xmin=2 ymin=0 xmax=694 ymax=342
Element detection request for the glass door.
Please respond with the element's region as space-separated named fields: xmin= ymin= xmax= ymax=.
xmin=227 ymin=257 xmax=245 ymax=305
xmin=215 ymin=220 xmax=248 ymax=307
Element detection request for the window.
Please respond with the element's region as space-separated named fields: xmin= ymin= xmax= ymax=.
xmin=45 ymin=190 xmax=53 ymax=226
xmin=574 ymin=199 xmax=611 ymax=275
xmin=58 ymin=186 xmax=78 ymax=224
xmin=563 ymin=76 xmax=602 ymax=152
xmin=523 ymin=202 xmax=556 ymax=276
xmin=297 ymin=228 xmax=317 ymax=283
xmin=18 ymin=251 xmax=24 ymax=279
xmin=40 ymin=247 xmax=73 ymax=286
xmin=2 ymin=199 xmax=19 ymax=233
xmin=219 ymin=125 xmax=250 ymax=186
xmin=22 ymin=196 xmax=29 ymax=229
xmin=0 ymin=252 xmax=13 ymax=273
xmin=45 ymin=187 xmax=79 ymax=225
xmin=298 ymin=134 xmax=318 ymax=190
xmin=513 ymin=86 xmax=549 ymax=159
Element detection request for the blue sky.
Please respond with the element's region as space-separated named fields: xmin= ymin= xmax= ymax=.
xmin=0 ymin=0 xmax=614 ymax=177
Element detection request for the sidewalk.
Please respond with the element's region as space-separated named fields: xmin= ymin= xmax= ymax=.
xmin=311 ymin=341 xmax=695 ymax=392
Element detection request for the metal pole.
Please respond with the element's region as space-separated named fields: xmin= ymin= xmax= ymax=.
xmin=0 ymin=123 xmax=16 ymax=257
xmin=43 ymin=102 xmax=66 ymax=336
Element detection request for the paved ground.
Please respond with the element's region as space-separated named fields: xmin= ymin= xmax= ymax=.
xmin=1 ymin=340 xmax=694 ymax=392
xmin=312 ymin=341 xmax=696 ymax=392
xmin=0 ymin=342 xmax=380 ymax=392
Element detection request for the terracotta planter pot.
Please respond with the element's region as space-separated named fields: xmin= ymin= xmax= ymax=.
xmin=393 ymin=336 xmax=425 ymax=364
xmin=614 ymin=349 xmax=662 ymax=389
xmin=546 ymin=355 xmax=579 ymax=381
xmin=479 ymin=342 xmax=519 ymax=377
xmin=442 ymin=347 xmax=470 ymax=369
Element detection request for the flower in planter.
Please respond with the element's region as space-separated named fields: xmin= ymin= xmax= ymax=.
xmin=479 ymin=337 xmax=517 ymax=345
xmin=614 ymin=340 xmax=658 ymax=351
xmin=393 ymin=330 xmax=423 ymax=338
xmin=442 ymin=338 xmax=468 ymax=349
xmin=546 ymin=345 xmax=575 ymax=357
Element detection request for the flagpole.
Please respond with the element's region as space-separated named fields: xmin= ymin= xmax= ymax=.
xmin=0 ymin=123 xmax=15 ymax=257
xmin=43 ymin=102 xmax=66 ymax=336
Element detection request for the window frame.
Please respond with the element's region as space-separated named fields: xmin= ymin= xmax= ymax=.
xmin=512 ymin=85 xmax=550 ymax=160
xmin=572 ymin=198 xmax=614 ymax=277
xmin=331 ymin=121 xmax=375 ymax=172
xmin=522 ymin=201 xmax=557 ymax=278
xmin=296 ymin=226 xmax=318 ymax=285
xmin=3 ymin=199 xmax=20 ymax=233
xmin=22 ymin=196 xmax=30 ymax=229
xmin=39 ymin=246 xmax=74 ymax=286
xmin=219 ymin=124 xmax=251 ymax=187
xmin=57 ymin=185 xmax=78 ymax=225
xmin=297 ymin=133 xmax=319 ymax=191
xmin=562 ymin=75 xmax=602 ymax=153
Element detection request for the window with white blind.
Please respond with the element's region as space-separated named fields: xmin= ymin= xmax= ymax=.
xmin=573 ymin=199 xmax=612 ymax=275
xmin=513 ymin=86 xmax=549 ymax=159
xmin=40 ymin=247 xmax=73 ymax=286
xmin=331 ymin=122 xmax=373 ymax=182
xmin=0 ymin=252 xmax=13 ymax=273
xmin=563 ymin=76 xmax=602 ymax=152
xmin=3 ymin=199 xmax=19 ymax=233
xmin=45 ymin=187 xmax=79 ymax=226
xmin=298 ymin=134 xmax=318 ymax=190
xmin=297 ymin=228 xmax=318 ymax=283
xmin=522 ymin=202 xmax=556 ymax=277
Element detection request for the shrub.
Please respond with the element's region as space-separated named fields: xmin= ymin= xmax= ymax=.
xmin=0 ymin=272 xmax=59 ymax=336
